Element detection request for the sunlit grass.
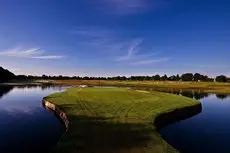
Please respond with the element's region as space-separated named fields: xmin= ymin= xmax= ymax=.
xmin=51 ymin=80 xmax=230 ymax=94
xmin=45 ymin=88 xmax=200 ymax=153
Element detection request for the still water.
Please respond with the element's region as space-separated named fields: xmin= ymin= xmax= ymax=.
xmin=0 ymin=85 xmax=67 ymax=153
xmin=159 ymin=90 xmax=230 ymax=153
xmin=1 ymin=85 xmax=230 ymax=153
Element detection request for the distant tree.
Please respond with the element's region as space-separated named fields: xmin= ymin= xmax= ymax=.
xmin=144 ymin=76 xmax=151 ymax=80
xmin=168 ymin=76 xmax=173 ymax=81
xmin=151 ymin=76 xmax=155 ymax=80
xmin=130 ymin=76 xmax=136 ymax=81
xmin=216 ymin=75 xmax=227 ymax=82
xmin=161 ymin=74 xmax=168 ymax=81
xmin=1 ymin=66 xmax=224 ymax=83
xmin=83 ymin=76 xmax=90 ymax=80
xmin=42 ymin=74 xmax=48 ymax=79
xmin=181 ymin=73 xmax=193 ymax=81
xmin=207 ymin=78 xmax=214 ymax=82
xmin=154 ymin=75 xmax=161 ymax=81
xmin=0 ymin=67 xmax=15 ymax=82
xmin=168 ymin=75 xmax=178 ymax=81
xmin=228 ymin=77 xmax=230 ymax=82
xmin=72 ymin=76 xmax=79 ymax=80
xmin=176 ymin=74 xmax=180 ymax=81
xmin=201 ymin=75 xmax=208 ymax=81
xmin=193 ymin=73 xmax=202 ymax=81
xmin=16 ymin=75 xmax=28 ymax=80
xmin=27 ymin=75 xmax=34 ymax=80
xmin=132 ymin=76 xmax=144 ymax=81
xmin=57 ymin=75 xmax=63 ymax=80
xmin=120 ymin=76 xmax=127 ymax=81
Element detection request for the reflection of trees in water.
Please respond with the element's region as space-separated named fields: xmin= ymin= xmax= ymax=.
xmin=193 ymin=91 xmax=209 ymax=100
xmin=2 ymin=85 xmax=229 ymax=101
xmin=216 ymin=94 xmax=229 ymax=100
xmin=41 ymin=84 xmax=54 ymax=90
xmin=171 ymin=90 xmax=180 ymax=95
xmin=0 ymin=86 xmax=14 ymax=99
xmin=181 ymin=91 xmax=194 ymax=99
xmin=171 ymin=89 xmax=212 ymax=100
xmin=138 ymin=88 xmax=230 ymax=100
xmin=16 ymin=84 xmax=51 ymax=89
xmin=113 ymin=87 xmax=230 ymax=101
xmin=158 ymin=88 xmax=230 ymax=101
xmin=13 ymin=84 xmax=54 ymax=90
xmin=0 ymin=84 xmax=57 ymax=99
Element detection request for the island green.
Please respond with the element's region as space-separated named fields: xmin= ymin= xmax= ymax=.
xmin=45 ymin=88 xmax=200 ymax=153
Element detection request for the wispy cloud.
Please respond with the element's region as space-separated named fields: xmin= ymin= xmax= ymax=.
xmin=130 ymin=57 xmax=170 ymax=65
xmin=115 ymin=39 xmax=169 ymax=65
xmin=99 ymin=0 xmax=168 ymax=15
xmin=116 ymin=39 xmax=142 ymax=61
xmin=0 ymin=48 xmax=65 ymax=59
xmin=72 ymin=26 xmax=169 ymax=65
xmin=73 ymin=26 xmax=129 ymax=53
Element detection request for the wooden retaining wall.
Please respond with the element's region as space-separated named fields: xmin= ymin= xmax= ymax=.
xmin=43 ymin=100 xmax=69 ymax=131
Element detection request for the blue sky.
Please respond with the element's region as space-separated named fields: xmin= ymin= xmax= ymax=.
xmin=0 ymin=0 xmax=229 ymax=77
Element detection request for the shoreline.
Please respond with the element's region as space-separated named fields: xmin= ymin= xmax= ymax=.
xmin=2 ymin=80 xmax=230 ymax=94
xmin=154 ymin=103 xmax=202 ymax=131
xmin=50 ymin=80 xmax=230 ymax=94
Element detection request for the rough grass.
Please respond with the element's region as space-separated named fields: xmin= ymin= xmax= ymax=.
xmin=51 ymin=80 xmax=230 ymax=94
xmin=45 ymin=88 xmax=200 ymax=153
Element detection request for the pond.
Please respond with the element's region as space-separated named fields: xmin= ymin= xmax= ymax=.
xmin=1 ymin=85 xmax=230 ymax=153
xmin=157 ymin=89 xmax=230 ymax=153
xmin=0 ymin=85 xmax=68 ymax=153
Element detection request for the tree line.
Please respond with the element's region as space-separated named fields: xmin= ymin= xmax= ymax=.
xmin=17 ymin=73 xmax=229 ymax=82
xmin=0 ymin=66 xmax=229 ymax=83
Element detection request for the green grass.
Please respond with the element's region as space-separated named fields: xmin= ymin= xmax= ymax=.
xmin=45 ymin=88 xmax=200 ymax=153
xmin=51 ymin=80 xmax=230 ymax=94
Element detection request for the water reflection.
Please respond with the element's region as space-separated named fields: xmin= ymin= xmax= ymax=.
xmin=0 ymin=85 xmax=66 ymax=99
xmin=160 ymin=94 xmax=230 ymax=153
xmin=216 ymin=94 xmax=230 ymax=100
xmin=133 ymin=87 xmax=229 ymax=100
xmin=0 ymin=85 xmax=67 ymax=153
xmin=0 ymin=86 xmax=14 ymax=99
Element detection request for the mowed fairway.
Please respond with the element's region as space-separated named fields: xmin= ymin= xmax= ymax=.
xmin=45 ymin=88 xmax=200 ymax=153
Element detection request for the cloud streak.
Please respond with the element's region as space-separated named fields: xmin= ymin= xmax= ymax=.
xmin=99 ymin=0 xmax=168 ymax=15
xmin=115 ymin=39 xmax=142 ymax=61
xmin=130 ymin=57 xmax=170 ymax=65
xmin=0 ymin=48 xmax=65 ymax=59
xmin=104 ymin=0 xmax=148 ymax=14
xmin=72 ymin=26 xmax=169 ymax=65
xmin=115 ymin=39 xmax=169 ymax=65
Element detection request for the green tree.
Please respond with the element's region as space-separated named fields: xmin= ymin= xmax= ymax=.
xmin=193 ymin=73 xmax=202 ymax=81
xmin=216 ymin=75 xmax=227 ymax=82
xmin=174 ymin=74 xmax=180 ymax=81
xmin=154 ymin=75 xmax=161 ymax=81
xmin=181 ymin=73 xmax=193 ymax=81
xmin=0 ymin=67 xmax=15 ymax=83
xmin=161 ymin=75 xmax=168 ymax=81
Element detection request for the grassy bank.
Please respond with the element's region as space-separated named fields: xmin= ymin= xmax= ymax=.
xmin=50 ymin=80 xmax=230 ymax=94
xmin=44 ymin=88 xmax=200 ymax=153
